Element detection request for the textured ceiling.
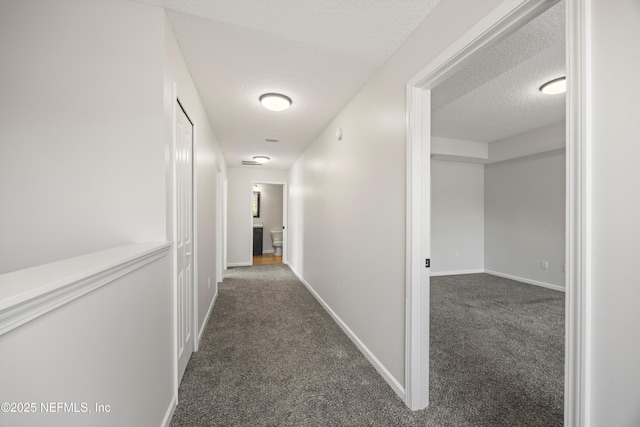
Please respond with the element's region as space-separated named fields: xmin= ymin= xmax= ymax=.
xmin=432 ymin=1 xmax=565 ymax=143
xmin=133 ymin=0 xmax=441 ymax=169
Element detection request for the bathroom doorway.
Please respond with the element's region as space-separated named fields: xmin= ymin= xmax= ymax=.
xmin=251 ymin=181 xmax=287 ymax=266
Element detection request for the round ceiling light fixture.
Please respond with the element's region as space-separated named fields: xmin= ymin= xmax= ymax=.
xmin=539 ymin=77 xmax=566 ymax=95
xmin=259 ymin=93 xmax=292 ymax=111
xmin=252 ymin=156 xmax=270 ymax=164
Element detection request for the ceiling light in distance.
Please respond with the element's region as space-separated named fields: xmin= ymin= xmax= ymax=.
xmin=539 ymin=77 xmax=566 ymax=95
xmin=259 ymin=93 xmax=292 ymax=111
xmin=253 ymin=156 xmax=270 ymax=164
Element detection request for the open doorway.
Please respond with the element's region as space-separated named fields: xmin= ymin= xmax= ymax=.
xmin=251 ymin=182 xmax=286 ymax=265
xmin=428 ymin=2 xmax=566 ymax=423
xmin=405 ymin=0 xmax=585 ymax=424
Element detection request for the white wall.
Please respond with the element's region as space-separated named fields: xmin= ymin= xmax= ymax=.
xmin=0 ymin=0 xmax=166 ymax=274
xmin=485 ymin=151 xmax=566 ymax=288
xmin=253 ymin=183 xmax=283 ymax=253
xmin=164 ymin=13 xmax=227 ymax=334
xmin=0 ymin=256 xmax=173 ymax=427
xmin=0 ymin=1 xmax=228 ymax=425
xmin=227 ymin=168 xmax=287 ymax=266
xmin=287 ymin=158 xmax=309 ymax=276
xmin=0 ymin=2 xmax=175 ymax=425
xmin=431 ymin=161 xmax=484 ymax=275
xmin=287 ymin=0 xmax=505 ymax=392
xmin=587 ymin=0 xmax=640 ymax=424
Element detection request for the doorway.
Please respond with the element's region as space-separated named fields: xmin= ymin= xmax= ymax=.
xmin=251 ymin=182 xmax=287 ymax=266
xmin=405 ymin=0 xmax=586 ymax=424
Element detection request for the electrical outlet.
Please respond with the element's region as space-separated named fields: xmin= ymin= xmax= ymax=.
xmin=541 ymin=261 xmax=549 ymax=269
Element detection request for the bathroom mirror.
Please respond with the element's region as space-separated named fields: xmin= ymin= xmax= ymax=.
xmin=252 ymin=191 xmax=260 ymax=218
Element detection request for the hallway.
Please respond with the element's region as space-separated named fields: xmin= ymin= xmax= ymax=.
xmin=2 ymin=1 xmax=639 ymax=425
xmin=169 ymin=266 xmax=563 ymax=426
xmin=169 ymin=264 xmax=417 ymax=426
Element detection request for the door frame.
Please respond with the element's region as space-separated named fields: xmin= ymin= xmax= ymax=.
xmin=171 ymin=87 xmax=198 ymax=401
xmin=249 ymin=180 xmax=288 ymax=263
xmin=223 ymin=178 xmax=228 ymax=271
xmin=404 ymin=1 xmax=589 ymax=426
xmin=216 ymin=167 xmax=224 ymax=283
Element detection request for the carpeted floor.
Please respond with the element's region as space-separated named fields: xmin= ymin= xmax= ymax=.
xmin=169 ymin=266 xmax=564 ymax=426
xmin=428 ymin=274 xmax=564 ymax=426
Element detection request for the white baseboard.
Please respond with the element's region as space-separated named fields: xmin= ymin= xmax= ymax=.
xmin=287 ymin=265 xmax=405 ymax=401
xmin=431 ymin=268 xmax=485 ymax=277
xmin=161 ymin=395 xmax=177 ymax=427
xmin=197 ymin=284 xmax=218 ymax=346
xmin=484 ymin=270 xmax=565 ymax=292
xmin=262 ymin=249 xmax=275 ymax=254
xmin=227 ymin=262 xmax=252 ymax=267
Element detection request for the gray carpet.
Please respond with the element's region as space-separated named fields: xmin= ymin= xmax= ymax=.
xmin=169 ymin=266 xmax=564 ymax=426
xmin=428 ymin=274 xmax=564 ymax=426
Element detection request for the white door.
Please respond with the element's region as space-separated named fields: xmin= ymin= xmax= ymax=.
xmin=176 ymin=102 xmax=194 ymax=383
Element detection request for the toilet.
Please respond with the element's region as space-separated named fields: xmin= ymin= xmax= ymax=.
xmin=270 ymin=230 xmax=283 ymax=256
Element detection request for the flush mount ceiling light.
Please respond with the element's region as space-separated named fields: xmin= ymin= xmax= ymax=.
xmin=259 ymin=93 xmax=292 ymax=111
xmin=252 ymin=156 xmax=270 ymax=164
xmin=539 ymin=77 xmax=566 ymax=95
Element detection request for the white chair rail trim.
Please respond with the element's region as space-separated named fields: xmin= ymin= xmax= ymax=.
xmin=0 ymin=242 xmax=170 ymax=336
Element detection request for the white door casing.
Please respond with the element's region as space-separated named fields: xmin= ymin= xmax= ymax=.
xmin=282 ymin=183 xmax=288 ymax=264
xmin=223 ymin=178 xmax=228 ymax=271
xmin=216 ymin=168 xmax=223 ymax=283
xmin=404 ymin=3 xmax=589 ymax=425
xmin=176 ymin=101 xmax=195 ymax=383
xmin=249 ymin=181 xmax=287 ymax=262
